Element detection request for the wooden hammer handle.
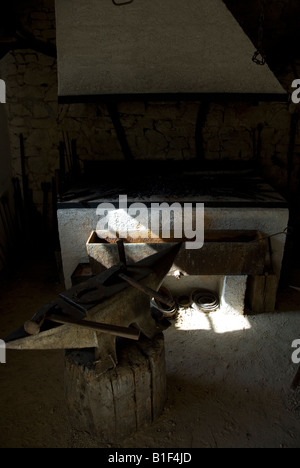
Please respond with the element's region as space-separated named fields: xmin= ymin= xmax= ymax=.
xmin=48 ymin=314 xmax=140 ymax=341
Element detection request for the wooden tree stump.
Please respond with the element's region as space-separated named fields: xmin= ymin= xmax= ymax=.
xmin=64 ymin=333 xmax=167 ymax=443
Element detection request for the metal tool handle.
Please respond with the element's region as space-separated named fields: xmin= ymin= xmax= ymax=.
xmin=48 ymin=314 xmax=140 ymax=341
xmin=117 ymin=239 xmax=127 ymax=266
xmin=115 ymin=239 xmax=175 ymax=307
xmin=118 ymin=272 xmax=175 ymax=308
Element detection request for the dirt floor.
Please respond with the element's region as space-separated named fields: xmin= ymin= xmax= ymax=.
xmin=0 ymin=256 xmax=300 ymax=448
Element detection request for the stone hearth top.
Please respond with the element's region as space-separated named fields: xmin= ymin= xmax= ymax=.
xmin=58 ymin=173 xmax=288 ymax=209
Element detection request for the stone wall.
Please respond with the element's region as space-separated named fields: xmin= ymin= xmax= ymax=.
xmin=0 ymin=0 xmax=300 ymax=225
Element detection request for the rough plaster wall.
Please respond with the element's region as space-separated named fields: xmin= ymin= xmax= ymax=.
xmin=55 ymin=0 xmax=285 ymax=96
xmin=0 ymin=0 xmax=299 ymax=216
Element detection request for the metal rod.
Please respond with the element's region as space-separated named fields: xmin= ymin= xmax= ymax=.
xmin=48 ymin=314 xmax=140 ymax=341
xmin=118 ymin=272 xmax=175 ymax=308
xmin=117 ymin=239 xmax=127 ymax=266
xmin=107 ymin=102 xmax=134 ymax=161
xmin=290 ymin=286 xmax=300 ymax=292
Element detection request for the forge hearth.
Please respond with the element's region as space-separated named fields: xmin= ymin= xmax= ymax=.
xmin=57 ymin=168 xmax=289 ymax=315
xmin=86 ymin=230 xmax=268 ymax=277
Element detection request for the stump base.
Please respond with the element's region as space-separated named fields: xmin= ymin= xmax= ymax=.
xmin=64 ymin=334 xmax=167 ymax=442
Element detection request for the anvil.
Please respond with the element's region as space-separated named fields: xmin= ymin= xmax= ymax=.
xmin=4 ymin=241 xmax=181 ymax=374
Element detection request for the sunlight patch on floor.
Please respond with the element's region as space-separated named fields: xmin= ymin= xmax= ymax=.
xmin=174 ymin=307 xmax=251 ymax=334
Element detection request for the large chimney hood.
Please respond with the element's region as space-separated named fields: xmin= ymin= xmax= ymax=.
xmin=55 ymin=0 xmax=286 ymax=101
